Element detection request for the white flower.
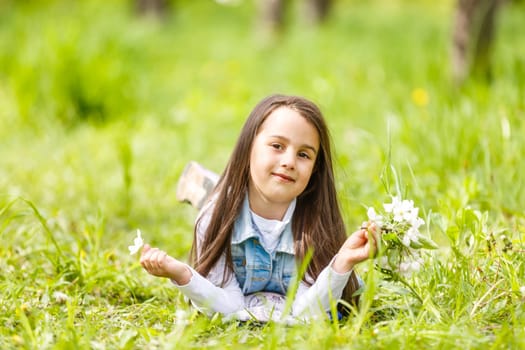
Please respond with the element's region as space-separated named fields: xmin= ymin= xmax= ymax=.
xmin=398 ymin=261 xmax=411 ymax=277
xmin=128 ymin=229 xmax=144 ymax=255
xmin=52 ymin=291 xmax=69 ymax=304
xmin=409 ymin=260 xmax=421 ymax=273
xmin=398 ymin=259 xmax=421 ymax=277
xmin=394 ymin=199 xmax=416 ymax=223
xmin=383 ymin=196 xmax=417 ymax=223
xmin=367 ymin=207 xmax=384 ymax=226
xmin=520 ymin=286 xmax=525 ymax=297
xmin=410 ymin=216 xmax=425 ymax=230
xmin=402 ymin=227 xmax=421 ymax=247
xmin=401 ymin=234 xmax=411 ymax=247
xmin=383 ymin=196 xmax=401 ymax=214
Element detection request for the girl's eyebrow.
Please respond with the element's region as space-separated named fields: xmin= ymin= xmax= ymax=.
xmin=269 ymin=135 xmax=318 ymax=154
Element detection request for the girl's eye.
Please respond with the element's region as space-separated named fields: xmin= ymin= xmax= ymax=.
xmin=271 ymin=143 xmax=283 ymax=150
xmin=298 ymin=152 xmax=310 ymax=159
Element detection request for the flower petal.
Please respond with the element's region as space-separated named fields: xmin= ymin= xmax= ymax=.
xmin=128 ymin=244 xmax=140 ymax=255
xmin=129 ymin=229 xmax=144 ymax=255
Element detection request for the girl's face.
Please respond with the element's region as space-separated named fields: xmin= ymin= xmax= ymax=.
xmin=248 ymin=106 xmax=319 ymax=219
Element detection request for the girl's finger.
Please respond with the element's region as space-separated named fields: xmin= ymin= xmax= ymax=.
xmin=148 ymin=249 xmax=164 ymax=268
xmin=148 ymin=250 xmax=162 ymax=267
xmin=157 ymin=251 xmax=167 ymax=265
xmin=142 ymin=247 xmax=156 ymax=258
xmin=142 ymin=244 xmax=151 ymax=253
xmin=141 ymin=247 xmax=159 ymax=268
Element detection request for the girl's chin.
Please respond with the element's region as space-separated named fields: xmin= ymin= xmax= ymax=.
xmin=263 ymin=193 xmax=297 ymax=204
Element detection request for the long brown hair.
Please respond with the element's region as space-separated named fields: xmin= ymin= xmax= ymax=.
xmin=190 ymin=94 xmax=360 ymax=308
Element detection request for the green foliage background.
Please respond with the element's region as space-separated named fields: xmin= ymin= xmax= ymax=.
xmin=0 ymin=0 xmax=524 ymax=348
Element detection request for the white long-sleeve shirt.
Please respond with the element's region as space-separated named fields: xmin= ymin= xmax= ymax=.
xmin=172 ymin=197 xmax=353 ymax=322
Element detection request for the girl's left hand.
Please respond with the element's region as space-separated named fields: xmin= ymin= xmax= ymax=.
xmin=140 ymin=244 xmax=192 ymax=284
xmin=332 ymin=222 xmax=378 ymax=274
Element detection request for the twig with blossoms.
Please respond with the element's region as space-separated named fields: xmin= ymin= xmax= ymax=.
xmin=366 ymin=196 xmax=438 ymax=301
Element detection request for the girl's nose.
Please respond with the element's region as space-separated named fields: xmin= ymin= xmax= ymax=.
xmin=280 ymin=150 xmax=296 ymax=169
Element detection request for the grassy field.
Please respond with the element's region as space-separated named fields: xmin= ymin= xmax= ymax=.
xmin=1 ymin=0 xmax=524 ymax=348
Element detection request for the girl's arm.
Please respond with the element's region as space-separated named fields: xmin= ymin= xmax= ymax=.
xmin=140 ymin=197 xmax=245 ymax=316
xmin=140 ymin=245 xmax=245 ymax=315
xmin=291 ymin=225 xmax=377 ymax=318
xmin=291 ymin=262 xmax=352 ymax=318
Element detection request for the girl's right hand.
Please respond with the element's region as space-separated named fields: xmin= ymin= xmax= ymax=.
xmin=332 ymin=222 xmax=379 ymax=274
xmin=140 ymin=244 xmax=192 ymax=285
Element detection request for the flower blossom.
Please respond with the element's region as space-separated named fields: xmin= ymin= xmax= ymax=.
xmin=128 ymin=229 xmax=144 ymax=255
xmin=402 ymin=227 xmax=420 ymax=248
xmin=367 ymin=207 xmax=384 ymax=227
xmin=367 ymin=196 xmax=437 ymax=280
xmin=384 ymin=196 xmax=420 ymax=223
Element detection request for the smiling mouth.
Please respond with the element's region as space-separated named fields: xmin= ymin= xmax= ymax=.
xmin=272 ymin=173 xmax=295 ymax=182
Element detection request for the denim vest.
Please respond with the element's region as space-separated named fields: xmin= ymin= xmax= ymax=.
xmin=231 ymin=197 xmax=296 ymax=295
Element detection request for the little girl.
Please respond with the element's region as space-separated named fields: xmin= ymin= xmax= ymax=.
xmin=141 ymin=94 xmax=377 ymax=322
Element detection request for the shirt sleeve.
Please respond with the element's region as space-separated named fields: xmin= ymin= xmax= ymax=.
xmin=171 ymin=261 xmax=245 ymax=316
xmin=290 ymin=256 xmax=352 ymax=318
xmin=170 ymin=198 xmax=245 ymax=316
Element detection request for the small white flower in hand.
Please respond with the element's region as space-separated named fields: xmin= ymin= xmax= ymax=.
xmin=129 ymin=229 xmax=144 ymax=255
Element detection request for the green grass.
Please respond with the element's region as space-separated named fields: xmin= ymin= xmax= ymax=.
xmin=1 ymin=0 xmax=524 ymax=348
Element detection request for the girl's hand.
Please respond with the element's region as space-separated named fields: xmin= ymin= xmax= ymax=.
xmin=140 ymin=244 xmax=192 ymax=285
xmin=332 ymin=222 xmax=378 ymax=274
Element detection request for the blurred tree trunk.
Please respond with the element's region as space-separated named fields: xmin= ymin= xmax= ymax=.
xmin=256 ymin=0 xmax=289 ymax=35
xmin=451 ymin=0 xmax=505 ymax=84
xmin=256 ymin=0 xmax=333 ymax=36
xmin=303 ymin=0 xmax=333 ymax=24
xmin=135 ymin=0 xmax=169 ymax=19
